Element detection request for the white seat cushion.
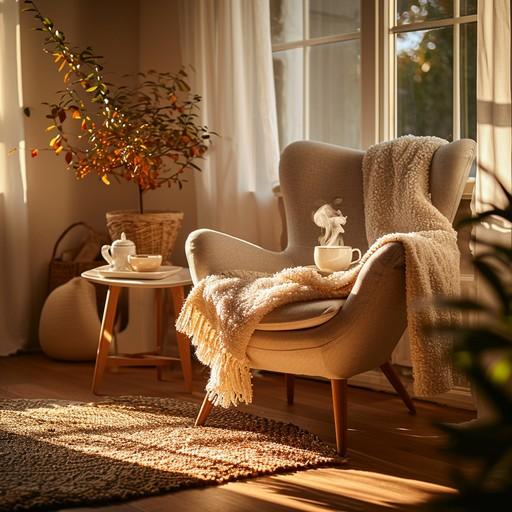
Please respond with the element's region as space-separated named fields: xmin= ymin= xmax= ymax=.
xmin=256 ymin=299 xmax=345 ymax=331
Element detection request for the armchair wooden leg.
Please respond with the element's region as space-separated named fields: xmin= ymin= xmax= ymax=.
xmin=380 ymin=362 xmax=416 ymax=414
xmin=285 ymin=374 xmax=295 ymax=405
xmin=195 ymin=393 xmax=215 ymax=426
xmin=331 ymin=379 xmax=348 ymax=457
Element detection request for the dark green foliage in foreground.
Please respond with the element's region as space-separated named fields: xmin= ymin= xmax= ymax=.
xmin=428 ymin=174 xmax=512 ymax=510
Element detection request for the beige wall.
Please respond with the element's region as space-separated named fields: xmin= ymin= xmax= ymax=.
xmin=21 ymin=0 xmax=194 ymax=343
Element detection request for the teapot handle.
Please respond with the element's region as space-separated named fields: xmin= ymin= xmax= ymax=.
xmin=101 ymin=245 xmax=113 ymax=265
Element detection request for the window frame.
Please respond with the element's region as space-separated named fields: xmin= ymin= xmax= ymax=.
xmin=271 ymin=0 xmax=477 ymax=194
xmin=271 ymin=0 xmax=362 ymax=143
xmin=383 ymin=1 xmax=477 ymax=142
xmin=381 ymin=1 xmax=477 ymax=195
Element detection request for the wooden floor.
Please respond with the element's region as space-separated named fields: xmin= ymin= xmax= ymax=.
xmin=0 ymin=354 xmax=474 ymax=511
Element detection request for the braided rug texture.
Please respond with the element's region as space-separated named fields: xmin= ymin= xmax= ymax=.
xmin=0 ymin=396 xmax=343 ymax=511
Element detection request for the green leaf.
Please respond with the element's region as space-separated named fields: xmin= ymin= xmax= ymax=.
xmin=471 ymin=238 xmax=512 ymax=260
xmin=491 ymin=357 xmax=512 ymax=384
xmin=474 ymin=258 xmax=511 ymax=314
xmin=479 ymin=165 xmax=512 ymax=204
xmin=437 ymin=421 xmax=512 ymax=457
xmin=457 ymin=208 xmax=512 ymax=228
xmin=457 ymin=329 xmax=512 ymax=353
xmin=435 ymin=297 xmax=490 ymax=312
xmin=466 ymin=364 xmax=512 ymax=420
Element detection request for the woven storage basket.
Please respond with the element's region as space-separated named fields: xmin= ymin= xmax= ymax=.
xmin=47 ymin=222 xmax=106 ymax=295
xmin=106 ymin=210 xmax=184 ymax=263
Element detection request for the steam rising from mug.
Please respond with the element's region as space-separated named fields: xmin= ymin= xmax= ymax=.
xmin=313 ymin=204 xmax=347 ymax=246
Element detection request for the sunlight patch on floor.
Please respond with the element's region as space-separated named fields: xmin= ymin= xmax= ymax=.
xmin=221 ymin=467 xmax=455 ymax=511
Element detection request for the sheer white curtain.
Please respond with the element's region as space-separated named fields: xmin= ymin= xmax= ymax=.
xmin=471 ymin=0 xmax=511 ymax=420
xmin=0 ymin=0 xmax=30 ymax=355
xmin=179 ymin=0 xmax=281 ymax=250
xmin=473 ymin=0 xmax=511 ymax=214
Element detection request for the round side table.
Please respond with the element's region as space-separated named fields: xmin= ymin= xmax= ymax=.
xmin=81 ymin=266 xmax=193 ymax=394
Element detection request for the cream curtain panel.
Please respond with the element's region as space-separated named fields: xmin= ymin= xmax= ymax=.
xmin=473 ymin=0 xmax=511 ymax=214
xmin=471 ymin=0 xmax=511 ymax=420
xmin=179 ymin=0 xmax=281 ymax=251
xmin=0 ymin=0 xmax=30 ymax=355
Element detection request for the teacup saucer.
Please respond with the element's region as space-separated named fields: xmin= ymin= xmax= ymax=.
xmin=305 ymin=265 xmax=333 ymax=276
xmin=96 ymin=265 xmax=182 ymax=280
xmin=306 ymin=263 xmax=359 ymax=275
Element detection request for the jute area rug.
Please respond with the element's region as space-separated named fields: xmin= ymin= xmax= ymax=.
xmin=0 ymin=396 xmax=343 ymax=511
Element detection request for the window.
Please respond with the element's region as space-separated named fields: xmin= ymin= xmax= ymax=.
xmin=270 ymin=0 xmax=362 ymax=151
xmin=391 ymin=0 xmax=477 ymax=144
xmin=270 ymin=1 xmax=477 ymax=159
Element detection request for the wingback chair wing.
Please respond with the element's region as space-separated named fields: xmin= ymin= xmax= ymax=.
xmin=185 ymin=139 xmax=476 ymax=456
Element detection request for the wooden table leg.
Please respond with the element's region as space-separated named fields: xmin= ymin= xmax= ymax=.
xmin=155 ymin=288 xmax=164 ymax=381
xmin=92 ymin=286 xmax=121 ymax=394
xmin=170 ymin=285 xmax=193 ymax=393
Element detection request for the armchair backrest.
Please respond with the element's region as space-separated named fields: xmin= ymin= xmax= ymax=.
xmin=279 ymin=139 xmax=476 ymax=266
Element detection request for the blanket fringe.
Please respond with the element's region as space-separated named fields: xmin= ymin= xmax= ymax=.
xmin=176 ymin=303 xmax=253 ymax=408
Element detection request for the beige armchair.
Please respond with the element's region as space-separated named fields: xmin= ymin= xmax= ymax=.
xmin=185 ymin=139 xmax=476 ymax=455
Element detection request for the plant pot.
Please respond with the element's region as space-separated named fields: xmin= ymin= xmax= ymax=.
xmin=106 ymin=210 xmax=184 ymax=263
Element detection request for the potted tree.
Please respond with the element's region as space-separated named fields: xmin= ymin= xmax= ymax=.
xmin=24 ymin=0 xmax=213 ymax=262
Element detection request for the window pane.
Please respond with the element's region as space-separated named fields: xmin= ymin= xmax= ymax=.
xmin=396 ymin=27 xmax=453 ymax=140
xmin=396 ymin=0 xmax=453 ymax=26
xmin=309 ymin=41 xmax=361 ymax=148
xmin=273 ymin=49 xmax=304 ymax=150
xmin=461 ymin=22 xmax=477 ymax=176
xmin=309 ymin=0 xmax=360 ymax=38
xmin=460 ymin=0 xmax=477 ymax=16
xmin=460 ymin=22 xmax=476 ymax=142
xmin=270 ymin=0 xmax=303 ymax=44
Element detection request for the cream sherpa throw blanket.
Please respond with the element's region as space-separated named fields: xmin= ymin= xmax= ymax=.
xmin=177 ymin=136 xmax=460 ymax=407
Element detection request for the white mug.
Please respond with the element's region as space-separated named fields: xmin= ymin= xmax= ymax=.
xmin=314 ymin=245 xmax=362 ymax=272
xmin=101 ymin=232 xmax=136 ymax=271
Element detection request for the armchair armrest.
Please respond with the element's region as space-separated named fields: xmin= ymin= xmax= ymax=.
xmin=324 ymin=241 xmax=407 ymax=375
xmin=248 ymin=242 xmax=408 ymax=379
xmin=185 ymin=229 xmax=294 ymax=283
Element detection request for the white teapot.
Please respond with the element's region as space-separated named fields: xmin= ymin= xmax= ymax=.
xmin=101 ymin=232 xmax=136 ymax=271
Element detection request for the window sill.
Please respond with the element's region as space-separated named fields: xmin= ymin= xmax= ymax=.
xmin=462 ymin=177 xmax=475 ymax=201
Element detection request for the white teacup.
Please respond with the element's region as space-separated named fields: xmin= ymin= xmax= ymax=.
xmin=314 ymin=245 xmax=362 ymax=272
xmin=128 ymin=254 xmax=162 ymax=272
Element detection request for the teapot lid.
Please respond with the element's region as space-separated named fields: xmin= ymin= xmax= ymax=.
xmin=111 ymin=232 xmax=134 ymax=246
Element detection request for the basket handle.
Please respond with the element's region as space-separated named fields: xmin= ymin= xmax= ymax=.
xmin=51 ymin=221 xmax=95 ymax=261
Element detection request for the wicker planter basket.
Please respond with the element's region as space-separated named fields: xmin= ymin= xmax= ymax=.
xmin=105 ymin=210 xmax=184 ymax=263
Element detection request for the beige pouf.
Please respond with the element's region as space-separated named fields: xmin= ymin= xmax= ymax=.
xmin=39 ymin=277 xmax=100 ymax=361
